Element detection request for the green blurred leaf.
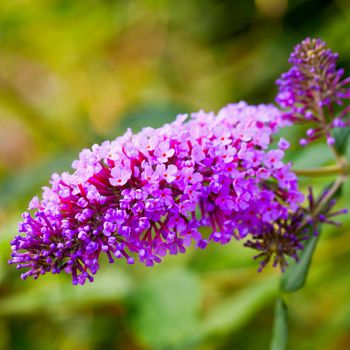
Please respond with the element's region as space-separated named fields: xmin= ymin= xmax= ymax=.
xmin=117 ymin=102 xmax=188 ymax=134
xmin=0 ymin=269 xmax=132 ymax=316
xmin=270 ymin=298 xmax=288 ymax=350
xmin=292 ymin=143 xmax=333 ymax=169
xmin=333 ymin=126 xmax=350 ymax=156
xmin=196 ymin=277 xmax=278 ymax=340
xmin=281 ymin=232 xmax=319 ymax=293
xmin=129 ymin=269 xmax=200 ymax=350
xmin=0 ymin=151 xmax=77 ymax=209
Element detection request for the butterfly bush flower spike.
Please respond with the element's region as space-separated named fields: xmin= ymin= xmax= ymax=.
xmin=276 ymin=37 xmax=350 ymax=145
xmin=10 ymin=102 xmax=304 ymax=284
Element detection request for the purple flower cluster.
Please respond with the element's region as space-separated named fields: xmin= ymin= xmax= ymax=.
xmin=276 ymin=38 xmax=350 ymax=145
xmin=9 ymin=102 xmax=303 ymax=284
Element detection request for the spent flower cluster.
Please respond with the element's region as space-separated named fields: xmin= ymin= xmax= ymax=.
xmin=244 ymin=186 xmax=348 ymax=272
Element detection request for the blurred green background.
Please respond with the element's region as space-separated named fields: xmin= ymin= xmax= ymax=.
xmin=0 ymin=0 xmax=350 ymax=349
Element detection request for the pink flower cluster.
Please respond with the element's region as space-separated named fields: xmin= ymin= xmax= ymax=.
xmin=10 ymin=102 xmax=303 ymax=284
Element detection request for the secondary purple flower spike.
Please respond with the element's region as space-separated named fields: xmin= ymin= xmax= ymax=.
xmin=276 ymin=38 xmax=350 ymax=145
xmin=9 ymin=102 xmax=303 ymax=284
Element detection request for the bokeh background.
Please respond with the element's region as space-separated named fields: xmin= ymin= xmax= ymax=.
xmin=0 ymin=0 xmax=350 ymax=349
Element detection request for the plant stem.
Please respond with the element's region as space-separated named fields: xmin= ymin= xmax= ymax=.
xmin=270 ymin=298 xmax=288 ymax=350
xmin=328 ymin=142 xmax=347 ymax=167
xmin=294 ymin=163 xmax=349 ymax=177
xmin=314 ymin=175 xmax=347 ymax=212
xmin=295 ymin=175 xmax=346 ymax=232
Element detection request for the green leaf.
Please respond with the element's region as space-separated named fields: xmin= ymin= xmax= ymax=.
xmin=333 ymin=126 xmax=350 ymax=156
xmin=117 ymin=101 xmax=188 ymax=134
xmin=128 ymin=269 xmax=200 ymax=350
xmin=292 ymin=143 xmax=333 ymax=169
xmin=0 ymin=151 xmax=77 ymax=209
xmin=281 ymin=232 xmax=320 ymax=293
xmin=270 ymin=298 xmax=288 ymax=350
xmin=0 ymin=269 xmax=132 ymax=316
xmin=196 ymin=277 xmax=278 ymax=340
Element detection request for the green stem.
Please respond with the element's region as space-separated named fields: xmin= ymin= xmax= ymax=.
xmin=296 ymin=175 xmax=346 ymax=232
xmin=270 ymin=298 xmax=288 ymax=350
xmin=328 ymin=141 xmax=345 ymax=166
xmin=314 ymin=175 xmax=347 ymax=212
xmin=294 ymin=156 xmax=350 ymax=177
xmin=294 ymin=164 xmax=347 ymax=177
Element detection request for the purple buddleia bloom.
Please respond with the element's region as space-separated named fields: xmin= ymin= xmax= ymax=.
xmin=276 ymin=38 xmax=350 ymax=145
xmin=9 ymin=102 xmax=303 ymax=284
